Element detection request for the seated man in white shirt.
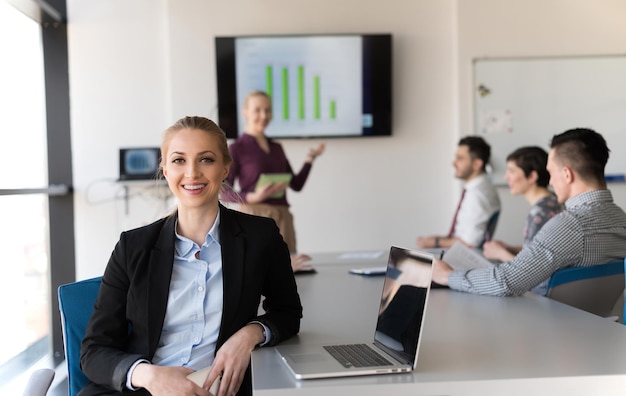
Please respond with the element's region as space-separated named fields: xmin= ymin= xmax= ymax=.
xmin=417 ymin=136 xmax=501 ymax=249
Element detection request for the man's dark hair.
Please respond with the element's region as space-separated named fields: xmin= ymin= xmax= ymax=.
xmin=459 ymin=136 xmax=490 ymax=172
xmin=550 ymin=128 xmax=609 ymax=183
xmin=506 ymin=146 xmax=550 ymax=188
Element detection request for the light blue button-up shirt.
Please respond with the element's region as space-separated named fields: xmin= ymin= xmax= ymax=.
xmin=151 ymin=212 xmax=224 ymax=370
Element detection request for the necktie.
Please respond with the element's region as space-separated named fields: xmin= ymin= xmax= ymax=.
xmin=447 ymin=189 xmax=466 ymax=238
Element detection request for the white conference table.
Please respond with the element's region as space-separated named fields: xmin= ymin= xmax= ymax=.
xmin=252 ymin=251 xmax=626 ymax=395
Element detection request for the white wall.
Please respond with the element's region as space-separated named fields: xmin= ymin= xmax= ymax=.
xmin=66 ymin=0 xmax=626 ymax=278
xmin=456 ymin=0 xmax=626 ymax=244
xmin=68 ymin=0 xmax=174 ymax=278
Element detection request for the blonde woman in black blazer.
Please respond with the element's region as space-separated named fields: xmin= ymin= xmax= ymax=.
xmin=79 ymin=117 xmax=302 ymax=396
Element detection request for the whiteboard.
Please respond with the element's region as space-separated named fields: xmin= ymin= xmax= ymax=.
xmin=473 ymin=55 xmax=626 ymax=184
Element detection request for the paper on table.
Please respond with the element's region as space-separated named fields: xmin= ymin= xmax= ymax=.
xmin=349 ymin=266 xmax=387 ymax=276
xmin=338 ymin=251 xmax=385 ymax=260
xmin=187 ymin=366 xmax=220 ymax=394
xmin=442 ymin=242 xmax=494 ymax=271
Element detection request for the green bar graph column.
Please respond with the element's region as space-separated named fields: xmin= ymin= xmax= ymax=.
xmin=282 ymin=67 xmax=289 ymax=120
xmin=265 ymin=65 xmax=273 ymax=98
xmin=298 ymin=66 xmax=305 ymax=120
xmin=329 ymin=100 xmax=336 ymax=120
xmin=314 ymin=76 xmax=320 ymax=120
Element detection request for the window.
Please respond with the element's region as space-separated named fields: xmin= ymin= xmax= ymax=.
xmin=0 ymin=0 xmax=73 ymax=392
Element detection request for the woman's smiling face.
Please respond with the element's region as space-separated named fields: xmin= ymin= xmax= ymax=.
xmin=162 ymin=127 xmax=230 ymax=210
xmin=243 ymin=94 xmax=272 ymax=135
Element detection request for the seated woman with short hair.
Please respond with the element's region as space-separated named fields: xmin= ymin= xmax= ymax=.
xmin=482 ymin=146 xmax=562 ymax=262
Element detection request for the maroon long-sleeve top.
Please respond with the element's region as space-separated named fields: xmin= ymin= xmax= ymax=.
xmin=222 ymin=134 xmax=312 ymax=207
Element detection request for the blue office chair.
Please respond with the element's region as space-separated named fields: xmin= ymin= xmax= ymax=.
xmin=479 ymin=210 xmax=500 ymax=248
xmin=546 ymin=260 xmax=625 ymax=321
xmin=58 ymin=277 xmax=102 ymax=396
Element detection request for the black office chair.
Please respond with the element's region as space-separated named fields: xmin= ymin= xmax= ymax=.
xmin=546 ymin=259 xmax=625 ymax=321
xmin=478 ymin=210 xmax=500 ymax=248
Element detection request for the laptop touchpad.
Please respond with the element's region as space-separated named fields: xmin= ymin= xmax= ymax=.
xmin=290 ymin=353 xmax=328 ymax=363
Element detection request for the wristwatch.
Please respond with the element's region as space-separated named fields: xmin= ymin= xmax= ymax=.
xmin=251 ymin=321 xmax=268 ymax=346
xmin=259 ymin=324 xmax=267 ymax=345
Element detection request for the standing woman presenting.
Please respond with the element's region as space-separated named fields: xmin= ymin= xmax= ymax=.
xmin=79 ymin=116 xmax=302 ymax=396
xmin=223 ymin=90 xmax=325 ymax=270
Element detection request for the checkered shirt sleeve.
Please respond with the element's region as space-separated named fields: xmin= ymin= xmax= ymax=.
xmin=448 ymin=190 xmax=626 ymax=296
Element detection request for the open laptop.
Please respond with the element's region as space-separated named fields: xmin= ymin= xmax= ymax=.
xmin=275 ymin=246 xmax=434 ymax=379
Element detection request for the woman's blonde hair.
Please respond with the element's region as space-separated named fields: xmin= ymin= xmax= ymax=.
xmin=160 ymin=116 xmax=233 ymax=171
xmin=243 ymin=90 xmax=271 ymax=109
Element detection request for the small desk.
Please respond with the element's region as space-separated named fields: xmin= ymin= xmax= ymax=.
xmin=252 ymin=252 xmax=626 ymax=395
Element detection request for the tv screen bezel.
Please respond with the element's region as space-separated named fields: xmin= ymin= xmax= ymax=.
xmin=215 ymin=33 xmax=392 ymax=139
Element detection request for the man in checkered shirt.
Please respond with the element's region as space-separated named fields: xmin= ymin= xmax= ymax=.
xmin=433 ymin=128 xmax=626 ymax=296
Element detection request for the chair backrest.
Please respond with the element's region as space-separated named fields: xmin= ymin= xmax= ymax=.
xmin=479 ymin=210 xmax=500 ymax=248
xmin=58 ymin=277 xmax=102 ymax=396
xmin=546 ymin=260 xmax=625 ymax=319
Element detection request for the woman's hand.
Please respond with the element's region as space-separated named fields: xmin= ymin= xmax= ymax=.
xmin=306 ymin=142 xmax=326 ymax=163
xmin=291 ymin=253 xmax=313 ymax=272
xmin=132 ymin=364 xmax=211 ymax=396
xmin=245 ymin=182 xmax=288 ymax=203
xmin=204 ymin=324 xmax=263 ymax=396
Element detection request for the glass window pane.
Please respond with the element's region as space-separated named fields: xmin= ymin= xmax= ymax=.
xmin=0 ymin=195 xmax=50 ymax=377
xmin=0 ymin=1 xmax=48 ymax=188
xmin=0 ymin=1 xmax=51 ymax=391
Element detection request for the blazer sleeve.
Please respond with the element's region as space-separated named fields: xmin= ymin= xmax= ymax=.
xmin=218 ymin=209 xmax=302 ymax=347
xmin=79 ymin=233 xmax=142 ymax=392
xmin=256 ymin=221 xmax=303 ymax=345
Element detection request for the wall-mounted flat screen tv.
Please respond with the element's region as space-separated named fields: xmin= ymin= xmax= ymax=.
xmin=215 ymin=33 xmax=392 ymax=139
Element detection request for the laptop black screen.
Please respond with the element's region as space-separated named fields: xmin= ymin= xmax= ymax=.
xmin=373 ymin=247 xmax=433 ymax=365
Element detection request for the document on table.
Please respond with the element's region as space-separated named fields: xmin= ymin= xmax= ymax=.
xmin=349 ymin=266 xmax=387 ymax=276
xmin=442 ymin=242 xmax=494 ymax=271
xmin=338 ymin=251 xmax=385 ymax=260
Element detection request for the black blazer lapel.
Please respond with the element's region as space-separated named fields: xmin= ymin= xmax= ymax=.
xmin=146 ymin=214 xmax=177 ymax=357
xmin=217 ymin=205 xmax=246 ymax=343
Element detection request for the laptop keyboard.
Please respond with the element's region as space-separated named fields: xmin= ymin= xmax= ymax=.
xmin=323 ymin=343 xmax=393 ymax=368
